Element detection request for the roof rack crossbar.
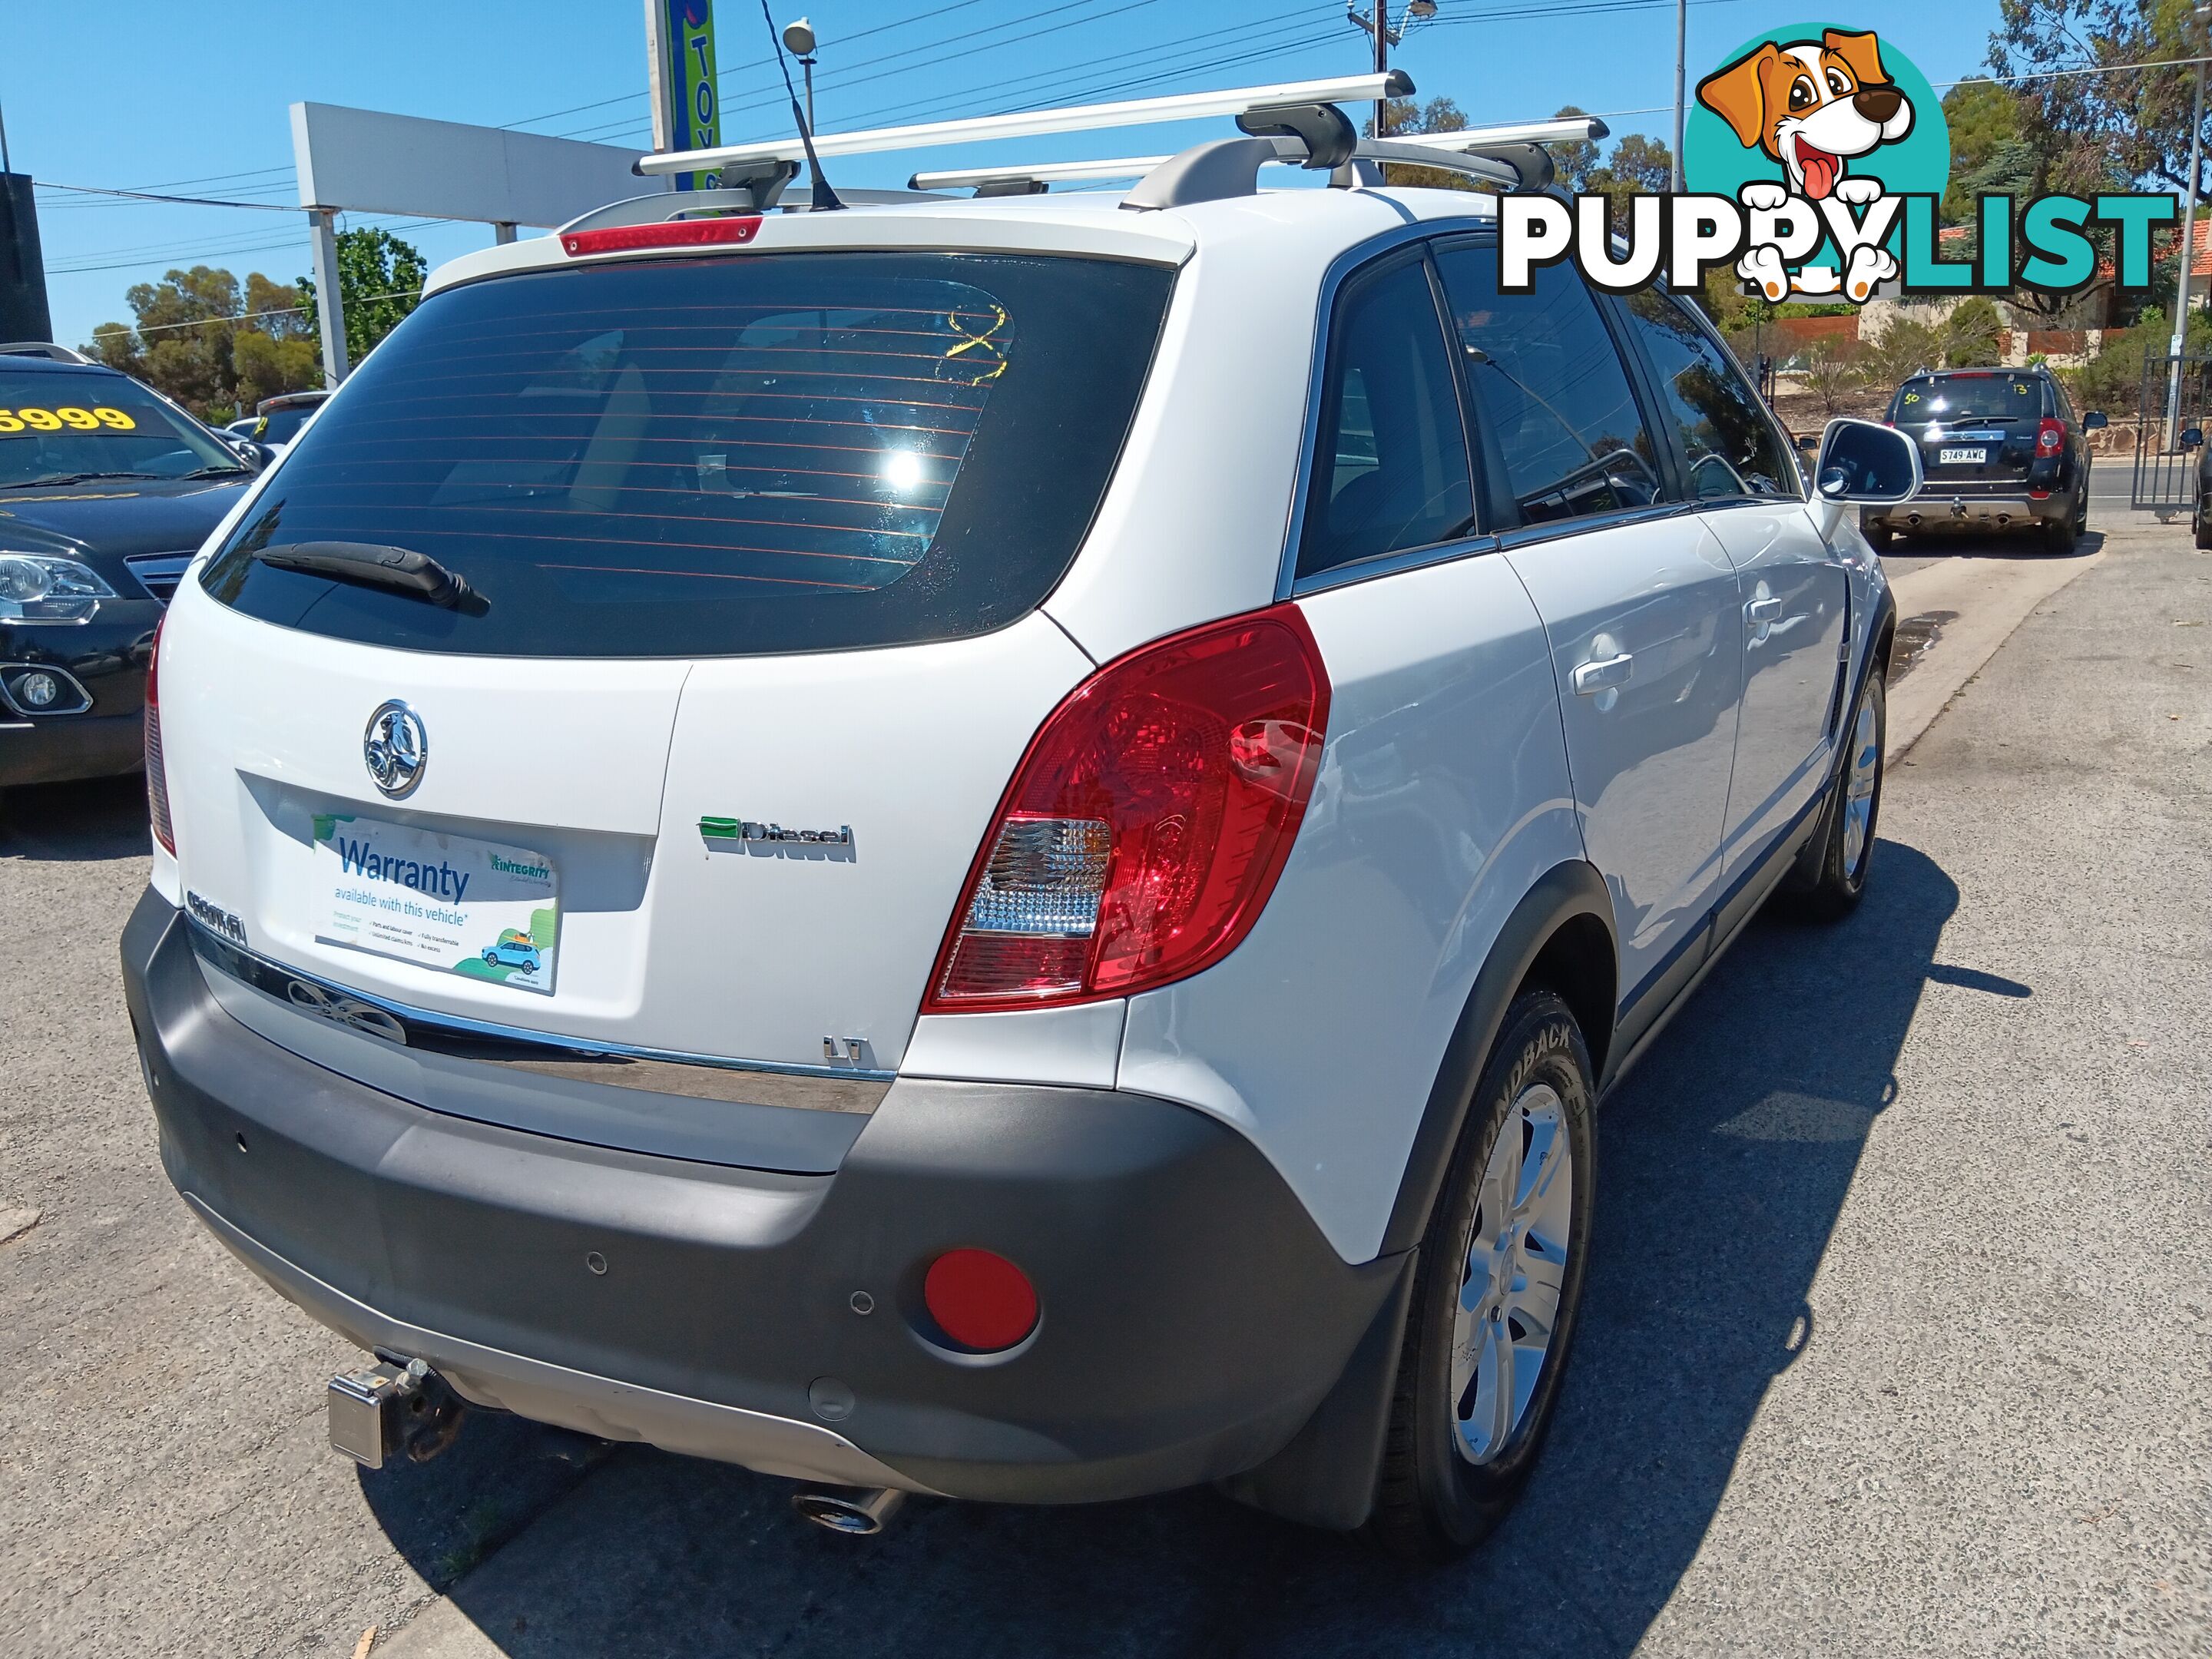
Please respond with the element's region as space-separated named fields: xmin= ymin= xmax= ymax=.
xmin=0 ymin=342 xmax=92 ymax=364
xmin=637 ymin=71 xmax=1412 ymax=177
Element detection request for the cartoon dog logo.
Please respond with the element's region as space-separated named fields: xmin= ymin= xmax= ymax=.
xmin=1697 ymin=28 xmax=1915 ymax=201
xmin=1697 ymin=28 xmax=1916 ymax=303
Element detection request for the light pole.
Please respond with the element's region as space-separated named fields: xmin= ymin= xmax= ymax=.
xmin=2166 ymin=4 xmax=2210 ymax=445
xmin=1346 ymin=0 xmax=1435 ymax=139
xmin=1672 ymin=0 xmax=1687 ymax=192
xmin=783 ymin=17 xmax=817 ymax=134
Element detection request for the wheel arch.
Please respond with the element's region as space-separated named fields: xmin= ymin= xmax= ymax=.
xmin=1379 ymin=859 xmax=1615 ymax=1258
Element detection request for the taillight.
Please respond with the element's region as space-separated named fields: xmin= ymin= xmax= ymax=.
xmin=923 ymin=604 xmax=1330 ymax=1012
xmin=144 ymin=616 xmax=174 ymax=854
xmin=2037 ymin=419 xmax=2066 ymax=454
xmin=560 ymin=216 xmax=761 ymax=256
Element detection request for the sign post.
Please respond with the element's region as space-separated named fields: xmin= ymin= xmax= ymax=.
xmin=649 ymin=1 xmax=721 ymax=190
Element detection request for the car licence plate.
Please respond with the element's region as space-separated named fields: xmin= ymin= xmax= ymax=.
xmin=1938 ymin=446 xmax=1988 ymax=466
xmin=311 ymin=813 xmax=560 ymax=993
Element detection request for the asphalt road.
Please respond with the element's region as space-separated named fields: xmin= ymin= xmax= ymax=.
xmin=4 ymin=518 xmax=2207 ymax=1657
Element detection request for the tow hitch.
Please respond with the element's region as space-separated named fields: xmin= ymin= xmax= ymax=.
xmin=327 ymin=1356 xmax=467 ymax=1469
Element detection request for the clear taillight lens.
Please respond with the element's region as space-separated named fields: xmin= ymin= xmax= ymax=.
xmin=144 ymin=617 xmax=174 ymax=854
xmin=925 ymin=604 xmax=1330 ymax=1012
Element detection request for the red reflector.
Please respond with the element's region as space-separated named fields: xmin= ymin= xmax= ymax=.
xmin=561 ymin=217 xmax=762 ymax=257
xmin=144 ymin=615 xmax=174 ymax=855
xmin=923 ymin=604 xmax=1330 ymax=1012
xmin=923 ymin=1250 xmax=1038 ymax=1352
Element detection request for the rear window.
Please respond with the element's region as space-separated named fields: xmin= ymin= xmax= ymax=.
xmin=1889 ymin=374 xmax=2045 ymax=425
xmin=256 ymin=404 xmax=317 ymax=442
xmin=200 ymin=251 xmax=1174 ymax=657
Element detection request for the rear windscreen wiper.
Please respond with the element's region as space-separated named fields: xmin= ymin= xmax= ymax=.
xmin=255 ymin=541 xmax=480 ymax=610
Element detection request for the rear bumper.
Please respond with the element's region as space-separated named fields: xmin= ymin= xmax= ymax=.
xmin=1865 ymin=491 xmax=2071 ymax=531
xmin=121 ymin=889 xmax=1397 ymax=1504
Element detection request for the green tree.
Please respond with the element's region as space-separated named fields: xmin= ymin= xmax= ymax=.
xmin=300 ymin=227 xmax=427 ymax=366
xmin=1854 ymin=317 xmax=1947 ymax=396
xmin=1942 ymin=296 xmax=2008 ymax=366
xmin=1993 ymin=1 xmax=2212 ymax=201
xmin=1939 ymin=81 xmax=2025 ymax=221
xmin=84 ymin=264 xmax=323 ymax=419
xmin=1801 ymin=336 xmax=1865 ymax=418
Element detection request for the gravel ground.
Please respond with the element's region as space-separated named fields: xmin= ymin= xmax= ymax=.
xmin=4 ymin=518 xmax=2206 ymax=1658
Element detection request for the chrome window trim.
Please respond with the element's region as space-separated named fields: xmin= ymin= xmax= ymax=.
xmin=185 ymin=918 xmax=897 ymax=1107
xmin=1275 ymin=213 xmax=1502 ymax=604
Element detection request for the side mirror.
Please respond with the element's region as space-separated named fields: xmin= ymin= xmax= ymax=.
xmin=2181 ymin=426 xmax=2204 ymax=452
xmin=1815 ymin=417 xmax=1922 ymax=505
xmin=2082 ymin=410 xmax=2109 ymax=432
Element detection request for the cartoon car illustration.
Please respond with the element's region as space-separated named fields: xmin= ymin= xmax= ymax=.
xmin=480 ymin=931 xmax=541 ymax=972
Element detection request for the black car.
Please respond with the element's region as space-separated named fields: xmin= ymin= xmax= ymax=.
xmin=0 ymin=347 xmax=263 ymax=790
xmin=1862 ymin=365 xmax=2107 ymax=555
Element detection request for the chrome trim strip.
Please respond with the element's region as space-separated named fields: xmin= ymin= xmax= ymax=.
xmin=185 ymin=919 xmax=897 ymax=1107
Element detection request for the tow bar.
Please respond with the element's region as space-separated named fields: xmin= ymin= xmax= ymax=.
xmin=327 ymin=1357 xmax=467 ymax=1469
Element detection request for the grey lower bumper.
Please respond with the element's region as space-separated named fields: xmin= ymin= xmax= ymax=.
xmin=1866 ymin=492 xmax=2068 ymax=531
xmin=122 ymin=889 xmax=1399 ymax=1504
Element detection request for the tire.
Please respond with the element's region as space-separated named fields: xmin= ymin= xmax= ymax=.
xmin=2196 ymin=493 xmax=2212 ymax=551
xmin=2075 ymin=478 xmax=2089 ymax=535
xmin=1780 ymin=668 xmax=1886 ymax=920
xmin=2041 ymin=508 xmax=2077 ymax=555
xmin=1863 ymin=518 xmax=1897 ymax=555
xmin=1365 ymin=991 xmax=1596 ymax=1562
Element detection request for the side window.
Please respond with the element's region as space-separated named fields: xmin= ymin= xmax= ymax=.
xmin=1619 ymin=290 xmax=1796 ymax=501
xmin=1296 ymin=257 xmax=1475 ymax=579
xmin=1433 ymin=244 xmax=1663 ymax=526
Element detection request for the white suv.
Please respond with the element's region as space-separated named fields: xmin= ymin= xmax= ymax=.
xmin=123 ymin=124 xmax=1916 ymax=1558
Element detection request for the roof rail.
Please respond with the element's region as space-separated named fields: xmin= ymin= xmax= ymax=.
xmin=635 ymin=72 xmax=1412 ymax=177
xmin=0 ymin=342 xmax=92 ymax=364
xmin=912 ymin=114 xmax=1610 ymax=205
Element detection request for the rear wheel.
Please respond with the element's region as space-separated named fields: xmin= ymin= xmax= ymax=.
xmin=1780 ymin=669 xmax=1885 ymax=920
xmin=1863 ymin=518 xmax=1897 ymax=555
xmin=1366 ymin=991 xmax=1595 ymax=1562
xmin=2041 ymin=506 xmax=2078 ymax=555
xmin=2196 ymin=492 xmax=2212 ymax=551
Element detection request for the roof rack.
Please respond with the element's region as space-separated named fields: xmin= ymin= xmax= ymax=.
xmin=0 ymin=342 xmax=94 ymax=364
xmin=635 ymin=72 xmax=1414 ymax=178
xmin=908 ymin=116 xmax=1611 ymax=203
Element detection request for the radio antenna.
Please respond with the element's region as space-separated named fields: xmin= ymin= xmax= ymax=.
xmin=757 ymin=0 xmax=843 ymax=211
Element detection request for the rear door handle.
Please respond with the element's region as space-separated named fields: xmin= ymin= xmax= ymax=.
xmin=1746 ymin=596 xmax=1785 ymax=624
xmin=1571 ymin=651 xmax=1634 ymax=695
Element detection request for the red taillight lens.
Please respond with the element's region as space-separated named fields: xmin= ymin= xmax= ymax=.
xmin=924 ymin=604 xmax=1330 ymax=1012
xmin=923 ymin=1250 xmax=1038 ymax=1352
xmin=2037 ymin=419 xmax=2066 ymax=453
xmin=144 ymin=617 xmax=174 ymax=855
xmin=560 ymin=216 xmax=761 ymax=257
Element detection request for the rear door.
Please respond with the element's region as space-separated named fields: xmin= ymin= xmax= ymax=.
xmin=1614 ymin=289 xmax=1846 ymax=876
xmin=1435 ymin=243 xmax=1741 ymax=1018
xmin=167 ymin=248 xmax=1174 ymax=1071
xmin=1893 ymin=371 xmax=2043 ymax=493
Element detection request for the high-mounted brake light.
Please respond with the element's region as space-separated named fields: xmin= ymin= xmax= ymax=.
xmin=560 ymin=216 xmax=763 ymax=257
xmin=144 ymin=615 xmax=174 ymax=855
xmin=923 ymin=604 xmax=1330 ymax=1012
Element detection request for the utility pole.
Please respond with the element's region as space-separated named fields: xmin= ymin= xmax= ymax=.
xmin=2167 ymin=7 xmax=2210 ymax=445
xmin=1374 ymin=0 xmax=1391 ymax=139
xmin=1672 ymin=0 xmax=1687 ymax=191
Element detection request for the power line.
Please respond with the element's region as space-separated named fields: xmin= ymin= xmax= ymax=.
xmin=35 ymin=179 xmax=297 ymax=212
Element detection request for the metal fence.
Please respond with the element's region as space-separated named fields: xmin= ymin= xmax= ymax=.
xmin=2131 ymin=353 xmax=2212 ymax=510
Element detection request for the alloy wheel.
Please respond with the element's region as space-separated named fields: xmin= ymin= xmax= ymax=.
xmin=1841 ymin=694 xmax=1881 ymax=876
xmin=1451 ymin=1083 xmax=1575 ymax=1465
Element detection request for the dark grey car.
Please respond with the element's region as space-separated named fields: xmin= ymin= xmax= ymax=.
xmin=1862 ymin=366 xmax=2106 ymax=555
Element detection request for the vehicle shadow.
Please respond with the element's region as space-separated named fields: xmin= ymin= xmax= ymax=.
xmin=360 ymin=839 xmax=1959 ymax=1659
xmin=1886 ymin=527 xmax=2104 ymax=562
xmin=0 ymin=773 xmax=150 ymax=861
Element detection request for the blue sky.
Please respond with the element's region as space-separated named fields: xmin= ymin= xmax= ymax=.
xmin=4 ymin=2 xmax=2000 ymax=346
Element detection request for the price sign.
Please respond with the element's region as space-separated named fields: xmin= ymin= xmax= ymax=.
xmin=0 ymin=406 xmax=138 ymax=434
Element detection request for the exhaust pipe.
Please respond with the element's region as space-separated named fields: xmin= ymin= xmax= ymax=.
xmin=792 ymin=1484 xmax=906 ymax=1535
